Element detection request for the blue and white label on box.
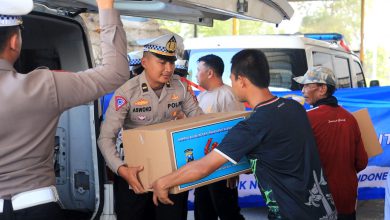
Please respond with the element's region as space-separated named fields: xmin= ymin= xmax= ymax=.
xmin=171 ymin=117 xmax=250 ymax=191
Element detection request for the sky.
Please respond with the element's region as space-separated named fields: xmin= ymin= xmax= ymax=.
xmin=365 ymin=0 xmax=390 ymax=50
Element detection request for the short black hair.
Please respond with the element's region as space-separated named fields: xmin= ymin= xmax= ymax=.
xmin=197 ymin=54 xmax=224 ymax=78
xmin=0 ymin=26 xmax=20 ymax=52
xmin=231 ymin=49 xmax=270 ymax=88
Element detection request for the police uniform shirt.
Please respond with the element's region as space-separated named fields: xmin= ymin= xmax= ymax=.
xmin=98 ymin=73 xmax=204 ymax=174
xmin=197 ymin=84 xmax=245 ymax=113
xmin=0 ymin=9 xmax=129 ymax=198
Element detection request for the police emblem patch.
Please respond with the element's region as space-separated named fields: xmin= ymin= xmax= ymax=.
xmin=134 ymin=98 xmax=149 ymax=106
xmin=166 ymin=36 xmax=177 ymax=53
xmin=115 ymin=96 xmax=127 ymax=111
xmin=187 ymin=84 xmax=198 ymax=104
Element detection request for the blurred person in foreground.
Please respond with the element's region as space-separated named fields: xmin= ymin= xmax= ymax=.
xmin=294 ymin=66 xmax=368 ymax=220
xmin=152 ymin=49 xmax=337 ymax=220
xmin=0 ymin=0 xmax=129 ymax=219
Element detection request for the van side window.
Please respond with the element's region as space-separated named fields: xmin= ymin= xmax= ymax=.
xmin=334 ymin=56 xmax=352 ymax=88
xmin=186 ymin=48 xmax=307 ymax=91
xmin=353 ymin=60 xmax=366 ymax=87
xmin=313 ymin=52 xmax=333 ymax=70
xmin=313 ymin=52 xmax=352 ymax=88
xmin=266 ymin=52 xmax=293 ymax=89
xmin=264 ymin=49 xmax=307 ymax=91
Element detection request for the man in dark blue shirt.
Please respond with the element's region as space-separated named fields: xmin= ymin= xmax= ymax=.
xmin=152 ymin=49 xmax=337 ymax=220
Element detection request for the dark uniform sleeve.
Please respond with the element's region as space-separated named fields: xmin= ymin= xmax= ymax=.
xmin=215 ymin=118 xmax=262 ymax=164
xmin=179 ymin=77 xmax=204 ymax=117
xmin=53 ymin=9 xmax=129 ymax=112
xmin=98 ymin=86 xmax=130 ymax=174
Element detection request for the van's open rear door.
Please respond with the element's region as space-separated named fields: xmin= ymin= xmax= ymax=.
xmin=35 ymin=0 xmax=294 ymax=26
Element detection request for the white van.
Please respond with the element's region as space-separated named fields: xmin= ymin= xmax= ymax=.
xmin=14 ymin=1 xmax=293 ymax=219
xmin=184 ymin=34 xmax=367 ymax=91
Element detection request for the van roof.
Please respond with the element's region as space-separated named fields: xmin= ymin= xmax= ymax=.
xmin=184 ymin=35 xmax=348 ymax=53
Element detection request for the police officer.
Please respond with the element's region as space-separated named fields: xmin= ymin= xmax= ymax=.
xmin=174 ymin=59 xmax=189 ymax=77
xmin=0 ymin=0 xmax=129 ymax=219
xmin=98 ymin=33 xmax=203 ymax=220
xmin=128 ymin=50 xmax=144 ymax=78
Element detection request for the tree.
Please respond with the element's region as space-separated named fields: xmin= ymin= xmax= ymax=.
xmin=298 ymin=0 xmax=361 ymax=48
xmin=364 ymin=46 xmax=390 ymax=85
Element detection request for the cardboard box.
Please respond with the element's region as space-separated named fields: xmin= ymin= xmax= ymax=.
xmin=352 ymin=108 xmax=383 ymax=157
xmin=122 ymin=111 xmax=251 ymax=194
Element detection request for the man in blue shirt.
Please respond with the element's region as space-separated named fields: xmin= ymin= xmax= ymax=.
xmin=152 ymin=49 xmax=337 ymax=220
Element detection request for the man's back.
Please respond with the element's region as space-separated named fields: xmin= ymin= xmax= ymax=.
xmin=0 ymin=66 xmax=61 ymax=197
xmin=307 ymin=104 xmax=368 ymax=214
xmin=217 ymin=97 xmax=337 ymax=219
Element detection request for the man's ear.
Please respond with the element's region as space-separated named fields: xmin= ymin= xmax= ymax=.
xmin=238 ymin=75 xmax=246 ymax=88
xmin=141 ymin=56 xmax=148 ymax=68
xmin=319 ymin=84 xmax=328 ymax=96
xmin=9 ymin=32 xmax=20 ymax=52
xmin=207 ymin=68 xmax=213 ymax=79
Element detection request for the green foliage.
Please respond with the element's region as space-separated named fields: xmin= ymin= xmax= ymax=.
xmin=196 ymin=20 xmax=233 ymax=37
xmin=156 ymin=20 xmax=195 ymax=38
xmin=364 ymin=47 xmax=390 ymax=85
xmin=298 ymin=0 xmax=361 ymax=46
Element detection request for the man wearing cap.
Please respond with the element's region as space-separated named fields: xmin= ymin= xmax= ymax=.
xmin=98 ymin=33 xmax=203 ymax=220
xmin=174 ymin=59 xmax=189 ymax=77
xmin=194 ymin=54 xmax=245 ymax=220
xmin=152 ymin=49 xmax=337 ymax=220
xmin=294 ymin=66 xmax=368 ymax=220
xmin=0 ymin=0 xmax=129 ymax=219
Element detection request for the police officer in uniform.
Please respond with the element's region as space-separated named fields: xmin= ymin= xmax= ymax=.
xmin=0 ymin=0 xmax=129 ymax=219
xmin=98 ymin=33 xmax=203 ymax=220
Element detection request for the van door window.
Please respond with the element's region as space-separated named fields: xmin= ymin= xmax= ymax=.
xmin=313 ymin=52 xmax=333 ymax=70
xmin=353 ymin=60 xmax=366 ymax=87
xmin=266 ymin=51 xmax=294 ymax=90
xmin=186 ymin=48 xmax=307 ymax=91
xmin=334 ymin=56 xmax=352 ymax=88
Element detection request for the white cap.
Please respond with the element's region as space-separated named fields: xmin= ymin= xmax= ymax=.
xmin=0 ymin=0 xmax=33 ymax=27
xmin=136 ymin=33 xmax=183 ymax=57
xmin=127 ymin=51 xmax=143 ymax=66
xmin=175 ymin=59 xmax=188 ymax=71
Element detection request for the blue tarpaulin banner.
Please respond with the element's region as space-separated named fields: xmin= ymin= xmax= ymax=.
xmin=101 ymin=86 xmax=390 ymax=208
xmin=228 ymin=86 xmax=390 ymax=208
